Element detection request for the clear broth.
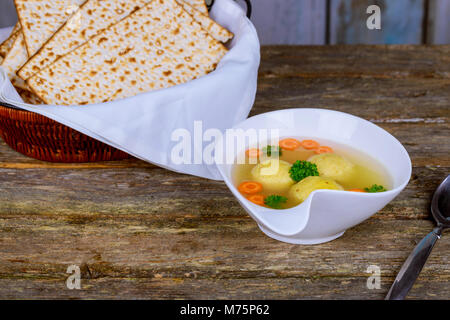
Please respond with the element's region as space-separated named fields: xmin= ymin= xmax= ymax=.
xmin=233 ymin=138 xmax=391 ymax=209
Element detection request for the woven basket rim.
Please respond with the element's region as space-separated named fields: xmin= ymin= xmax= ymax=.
xmin=0 ymin=102 xmax=131 ymax=162
xmin=0 ymin=103 xmax=56 ymax=124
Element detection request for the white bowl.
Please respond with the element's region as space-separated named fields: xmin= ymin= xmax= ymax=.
xmin=215 ymin=108 xmax=412 ymax=244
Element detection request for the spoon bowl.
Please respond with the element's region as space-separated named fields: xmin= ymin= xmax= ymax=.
xmin=431 ymin=175 xmax=450 ymax=225
xmin=386 ymin=175 xmax=450 ymax=300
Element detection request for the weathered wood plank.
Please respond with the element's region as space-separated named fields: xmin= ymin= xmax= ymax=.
xmin=330 ymin=0 xmax=426 ymax=44
xmin=259 ymin=45 xmax=450 ymax=78
xmin=251 ymin=0 xmax=327 ymax=45
xmin=0 ymin=165 xmax=447 ymax=221
xmin=427 ymin=0 xmax=450 ymax=44
xmin=0 ymin=219 xmax=448 ymax=299
xmin=255 ymin=77 xmax=449 ymax=119
xmin=0 ymin=275 xmax=448 ymax=299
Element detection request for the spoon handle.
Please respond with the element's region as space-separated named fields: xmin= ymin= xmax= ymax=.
xmin=385 ymin=226 xmax=442 ymax=300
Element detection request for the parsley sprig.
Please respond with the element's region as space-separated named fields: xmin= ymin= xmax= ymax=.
xmin=364 ymin=184 xmax=387 ymax=193
xmin=264 ymin=195 xmax=288 ymax=209
xmin=289 ymin=160 xmax=319 ymax=182
xmin=262 ymin=145 xmax=282 ymax=157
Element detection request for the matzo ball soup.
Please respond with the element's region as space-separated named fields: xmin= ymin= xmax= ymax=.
xmin=233 ymin=138 xmax=391 ymax=209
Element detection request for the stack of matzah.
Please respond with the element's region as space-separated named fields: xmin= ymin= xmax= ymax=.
xmin=0 ymin=0 xmax=233 ymax=105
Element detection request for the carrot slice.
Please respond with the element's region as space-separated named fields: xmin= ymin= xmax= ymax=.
xmin=247 ymin=194 xmax=265 ymax=206
xmin=301 ymin=139 xmax=320 ymax=150
xmin=348 ymin=189 xmax=365 ymax=193
xmin=246 ymin=148 xmax=262 ymax=158
xmin=279 ymin=138 xmax=301 ymax=151
xmin=315 ymin=146 xmax=334 ymax=154
xmin=238 ymin=181 xmax=263 ymax=195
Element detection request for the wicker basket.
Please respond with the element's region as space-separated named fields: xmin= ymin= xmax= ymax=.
xmin=0 ymin=2 xmax=252 ymax=163
xmin=0 ymin=103 xmax=130 ymax=162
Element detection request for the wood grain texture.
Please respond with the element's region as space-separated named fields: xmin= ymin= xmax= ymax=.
xmin=427 ymin=0 xmax=450 ymax=44
xmin=0 ymin=45 xmax=449 ymax=299
xmin=330 ymin=0 xmax=426 ymax=44
xmin=251 ymin=0 xmax=327 ymax=45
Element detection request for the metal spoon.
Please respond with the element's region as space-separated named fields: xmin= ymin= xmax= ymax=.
xmin=386 ymin=175 xmax=450 ymax=300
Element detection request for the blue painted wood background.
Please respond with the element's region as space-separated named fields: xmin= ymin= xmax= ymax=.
xmin=251 ymin=0 xmax=327 ymax=45
xmin=330 ymin=0 xmax=425 ymax=44
xmin=0 ymin=0 xmax=449 ymax=44
xmin=243 ymin=0 xmax=449 ymax=44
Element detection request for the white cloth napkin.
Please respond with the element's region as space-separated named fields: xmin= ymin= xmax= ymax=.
xmin=0 ymin=0 xmax=260 ymax=180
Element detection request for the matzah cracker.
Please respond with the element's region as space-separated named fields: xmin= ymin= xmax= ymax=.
xmin=184 ymin=0 xmax=208 ymax=14
xmin=16 ymin=87 xmax=44 ymax=104
xmin=19 ymin=0 xmax=148 ymax=80
xmin=0 ymin=24 xmax=20 ymax=59
xmin=0 ymin=32 xmax=29 ymax=90
xmin=11 ymin=23 xmax=21 ymax=34
xmin=177 ymin=1 xmax=233 ymax=43
xmin=28 ymin=0 xmax=227 ymax=106
xmin=19 ymin=0 xmax=232 ymax=80
xmin=14 ymin=0 xmax=87 ymax=56
xmin=9 ymin=23 xmax=21 ymax=37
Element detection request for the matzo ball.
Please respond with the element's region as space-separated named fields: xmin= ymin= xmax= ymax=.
xmin=251 ymin=159 xmax=294 ymax=193
xmin=308 ymin=153 xmax=355 ymax=184
xmin=289 ymin=176 xmax=343 ymax=204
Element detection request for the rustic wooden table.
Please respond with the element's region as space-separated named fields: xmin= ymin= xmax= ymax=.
xmin=0 ymin=45 xmax=448 ymax=299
